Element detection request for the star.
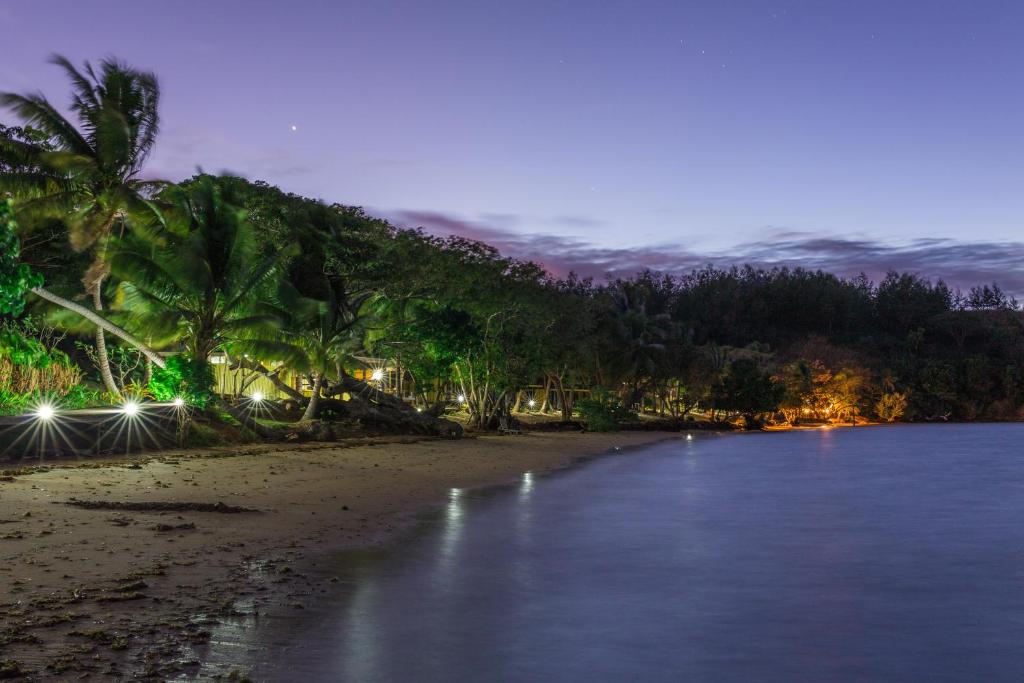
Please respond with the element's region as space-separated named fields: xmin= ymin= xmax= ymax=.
xmin=290 ymin=124 xmax=298 ymax=131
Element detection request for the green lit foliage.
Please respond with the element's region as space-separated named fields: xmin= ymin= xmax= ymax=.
xmin=0 ymin=320 xmax=98 ymax=414
xmin=379 ymin=303 xmax=474 ymax=391
xmin=0 ymin=199 xmax=42 ymax=316
xmin=109 ymin=177 xmax=302 ymax=364
xmin=149 ymin=355 xmax=214 ymax=409
xmin=0 ymin=56 xmax=165 ymax=249
xmin=577 ymin=389 xmax=636 ymax=432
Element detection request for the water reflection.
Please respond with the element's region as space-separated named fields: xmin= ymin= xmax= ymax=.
xmin=519 ymin=470 xmax=534 ymax=498
xmin=437 ymin=487 xmax=464 ymax=574
xmin=212 ymin=425 xmax=1024 ymax=682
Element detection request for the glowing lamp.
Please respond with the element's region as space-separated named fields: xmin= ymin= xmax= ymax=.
xmin=456 ymin=394 xmax=466 ymax=403
xmin=528 ymin=399 xmax=536 ymax=408
xmin=370 ymin=368 xmax=384 ymax=382
xmin=251 ymin=391 xmax=265 ymax=403
xmin=121 ymin=401 xmax=140 ymax=417
xmin=173 ymin=397 xmax=186 ymax=408
xmin=34 ymin=403 xmax=56 ymax=421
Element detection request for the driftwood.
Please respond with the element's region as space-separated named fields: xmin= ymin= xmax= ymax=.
xmin=221 ymin=371 xmax=462 ymax=439
xmin=330 ymin=376 xmax=462 ymax=438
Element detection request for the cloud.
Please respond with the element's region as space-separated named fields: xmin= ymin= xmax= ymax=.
xmin=389 ymin=210 xmax=1024 ymax=295
xmin=145 ymin=125 xmax=316 ymax=182
xmin=389 ymin=209 xmax=701 ymax=279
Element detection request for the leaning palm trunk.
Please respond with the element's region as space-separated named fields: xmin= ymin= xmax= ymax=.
xmin=301 ymin=372 xmax=324 ymax=421
xmin=30 ymin=286 xmax=166 ymax=369
xmin=91 ymin=277 xmax=122 ymax=396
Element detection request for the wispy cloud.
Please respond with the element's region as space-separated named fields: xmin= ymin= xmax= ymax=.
xmin=389 ymin=210 xmax=1024 ymax=295
xmin=145 ymin=125 xmax=316 ymax=182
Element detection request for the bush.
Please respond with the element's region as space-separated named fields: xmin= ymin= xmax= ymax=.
xmin=875 ymin=391 xmax=908 ymax=422
xmin=149 ymin=355 xmax=215 ymax=409
xmin=577 ymin=389 xmax=636 ymax=432
xmin=0 ymin=322 xmax=93 ymax=415
xmin=0 ymin=199 xmax=42 ymax=317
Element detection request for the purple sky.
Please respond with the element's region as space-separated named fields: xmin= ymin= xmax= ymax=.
xmin=1 ymin=1 xmax=1022 ymax=292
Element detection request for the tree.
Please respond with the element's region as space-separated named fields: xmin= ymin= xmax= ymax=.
xmin=710 ymin=358 xmax=785 ymax=427
xmin=108 ymin=177 xmax=301 ymax=369
xmin=602 ymin=274 xmax=675 ymax=409
xmin=0 ymin=55 xmax=166 ymax=395
xmin=0 ymin=199 xmax=42 ymax=316
xmin=876 ymin=391 xmax=908 ymax=422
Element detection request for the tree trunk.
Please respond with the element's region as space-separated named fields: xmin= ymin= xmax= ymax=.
xmin=30 ymin=286 xmax=166 ymax=369
xmin=91 ymin=280 xmax=121 ymax=397
xmin=238 ymin=360 xmax=305 ymax=401
xmin=560 ymin=388 xmax=573 ymax=421
xmin=301 ymin=372 xmax=324 ymax=421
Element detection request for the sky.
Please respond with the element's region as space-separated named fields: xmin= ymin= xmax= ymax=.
xmin=1 ymin=0 xmax=1022 ymax=292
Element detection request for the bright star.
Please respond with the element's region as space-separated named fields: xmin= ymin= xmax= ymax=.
xmin=290 ymin=125 xmax=297 ymax=131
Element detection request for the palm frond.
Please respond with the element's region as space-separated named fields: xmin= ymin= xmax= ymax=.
xmin=49 ymin=55 xmax=100 ymax=117
xmin=0 ymin=92 xmax=91 ymax=155
xmin=226 ymin=339 xmax=309 ymax=370
xmin=222 ymin=244 xmax=297 ymax=316
xmin=108 ymin=250 xmax=182 ymax=309
xmin=220 ymin=314 xmax=282 ymax=334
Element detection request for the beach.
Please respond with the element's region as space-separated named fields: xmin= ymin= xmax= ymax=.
xmin=0 ymin=431 xmax=676 ymax=679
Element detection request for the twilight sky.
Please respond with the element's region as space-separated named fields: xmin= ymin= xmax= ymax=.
xmin=1 ymin=0 xmax=1022 ymax=291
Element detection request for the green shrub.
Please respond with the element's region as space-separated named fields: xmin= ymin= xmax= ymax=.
xmin=0 ymin=199 xmax=42 ymax=317
xmin=577 ymin=389 xmax=636 ymax=432
xmin=149 ymin=355 xmax=214 ymax=409
xmin=0 ymin=321 xmax=93 ymax=415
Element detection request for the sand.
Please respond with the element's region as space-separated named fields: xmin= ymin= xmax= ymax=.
xmin=0 ymin=431 xmax=677 ymax=679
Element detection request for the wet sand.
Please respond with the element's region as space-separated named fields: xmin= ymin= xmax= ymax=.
xmin=0 ymin=431 xmax=676 ymax=679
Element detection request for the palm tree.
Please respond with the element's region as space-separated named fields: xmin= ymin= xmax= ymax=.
xmin=108 ymin=178 xmax=301 ymax=368
xmin=291 ymin=292 xmax=368 ymax=421
xmin=606 ymin=280 xmax=673 ymax=408
xmin=0 ymin=55 xmax=166 ymax=395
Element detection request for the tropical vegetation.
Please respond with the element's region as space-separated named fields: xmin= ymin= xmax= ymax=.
xmin=3 ymin=55 xmax=1024 ymax=436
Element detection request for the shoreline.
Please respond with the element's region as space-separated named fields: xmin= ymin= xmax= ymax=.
xmin=0 ymin=431 xmax=680 ymax=679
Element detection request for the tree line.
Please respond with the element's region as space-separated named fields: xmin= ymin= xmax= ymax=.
xmin=2 ymin=56 xmax=1022 ymax=433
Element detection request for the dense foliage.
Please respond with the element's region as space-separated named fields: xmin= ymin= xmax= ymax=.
xmin=2 ymin=55 xmax=1023 ymax=430
xmin=0 ymin=199 xmax=41 ymax=316
xmin=149 ymin=355 xmax=214 ymax=409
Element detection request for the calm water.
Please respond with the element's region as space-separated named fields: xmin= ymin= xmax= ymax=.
xmin=213 ymin=424 xmax=1024 ymax=681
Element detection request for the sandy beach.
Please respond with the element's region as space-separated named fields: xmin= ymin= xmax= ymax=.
xmin=0 ymin=431 xmax=677 ymax=680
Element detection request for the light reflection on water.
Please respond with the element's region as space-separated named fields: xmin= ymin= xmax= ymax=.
xmin=202 ymin=425 xmax=1024 ymax=682
xmin=437 ymin=486 xmax=464 ymax=573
